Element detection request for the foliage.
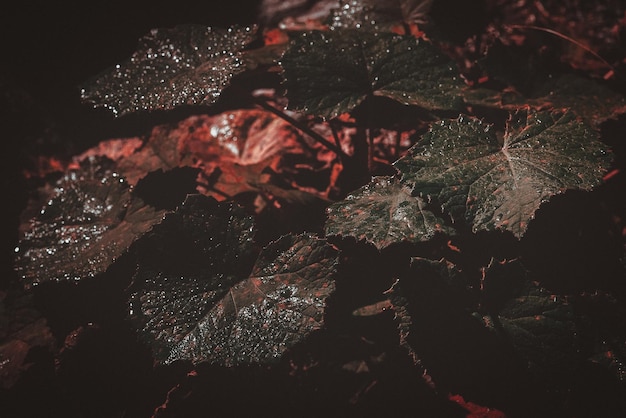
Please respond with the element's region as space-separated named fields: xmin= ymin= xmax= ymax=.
xmin=3 ymin=0 xmax=626 ymax=416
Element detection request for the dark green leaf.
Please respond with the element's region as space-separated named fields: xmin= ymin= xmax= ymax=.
xmin=395 ymin=108 xmax=613 ymax=238
xmin=324 ymin=176 xmax=454 ymax=249
xmin=330 ymin=0 xmax=433 ymax=30
xmin=465 ymin=74 xmax=626 ymax=126
xmin=129 ymin=194 xmax=257 ymax=363
xmin=131 ymin=230 xmax=337 ymax=366
xmin=280 ymin=29 xmax=463 ymax=119
xmin=477 ymin=259 xmax=582 ymax=381
xmin=14 ymin=159 xmax=168 ymax=288
xmin=80 ymin=25 xmax=257 ymax=116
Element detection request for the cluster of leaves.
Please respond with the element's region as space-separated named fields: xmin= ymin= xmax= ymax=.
xmin=3 ymin=0 xmax=626 ymax=416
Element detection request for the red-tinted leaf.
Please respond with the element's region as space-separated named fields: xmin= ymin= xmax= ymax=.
xmin=0 ymin=289 xmax=55 ymax=389
xmin=14 ymin=158 xmax=168 ymax=288
xmin=325 ymin=176 xmax=454 ymax=249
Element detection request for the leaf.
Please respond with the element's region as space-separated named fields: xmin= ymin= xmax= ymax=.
xmin=279 ymin=28 xmax=463 ymax=119
xmin=465 ymin=42 xmax=626 ymax=125
xmin=132 ymin=228 xmax=337 ymax=366
xmin=330 ymin=0 xmax=433 ymax=30
xmin=0 ymin=288 xmax=55 ymax=389
xmin=324 ymin=176 xmax=454 ymax=250
xmin=73 ymin=110 xmax=339 ymax=201
xmin=465 ymin=74 xmax=626 ymax=126
xmin=80 ymin=24 xmax=257 ymax=116
xmin=394 ymin=108 xmax=613 ymax=238
xmin=13 ymin=158 xmax=168 ymax=288
xmin=258 ymin=0 xmax=339 ymax=28
xmin=129 ymin=194 xmax=258 ymax=363
xmin=477 ymin=259 xmax=583 ymax=381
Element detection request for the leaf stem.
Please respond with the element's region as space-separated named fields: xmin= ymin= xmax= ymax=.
xmin=251 ymin=96 xmax=349 ymax=159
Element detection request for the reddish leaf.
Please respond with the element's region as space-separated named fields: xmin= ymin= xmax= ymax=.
xmin=0 ymin=289 xmax=55 ymax=389
xmin=14 ymin=158 xmax=168 ymax=287
xmin=73 ymin=110 xmax=341 ymax=201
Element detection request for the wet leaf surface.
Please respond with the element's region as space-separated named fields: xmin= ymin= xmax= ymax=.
xmin=324 ymin=176 xmax=454 ymax=249
xmin=14 ymin=158 xmax=168 ymax=288
xmin=133 ymin=231 xmax=337 ymax=366
xmin=329 ymin=0 xmax=434 ymax=30
xmin=280 ymin=28 xmax=463 ymax=119
xmin=3 ymin=1 xmax=626 ymax=416
xmin=395 ymin=108 xmax=613 ymax=237
xmin=129 ymin=194 xmax=257 ymax=363
xmin=80 ymin=24 xmax=257 ymax=116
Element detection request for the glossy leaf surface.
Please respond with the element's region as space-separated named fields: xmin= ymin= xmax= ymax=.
xmin=395 ymin=109 xmax=613 ymax=237
xmin=14 ymin=159 xmax=167 ymax=288
xmin=80 ymin=25 xmax=257 ymax=116
xmin=280 ymin=28 xmax=463 ymax=119
xmin=324 ymin=176 xmax=454 ymax=249
xmin=131 ymin=228 xmax=337 ymax=366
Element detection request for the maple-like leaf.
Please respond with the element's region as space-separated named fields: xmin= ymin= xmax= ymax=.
xmin=13 ymin=158 xmax=168 ymax=288
xmin=80 ymin=24 xmax=257 ymax=116
xmin=394 ymin=108 xmax=613 ymax=238
xmin=280 ymin=28 xmax=463 ymax=119
xmin=324 ymin=176 xmax=454 ymax=250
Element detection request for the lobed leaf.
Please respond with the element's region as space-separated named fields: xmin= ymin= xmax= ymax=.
xmin=395 ymin=108 xmax=613 ymax=238
xmin=324 ymin=176 xmax=454 ymax=249
xmin=280 ymin=28 xmax=463 ymax=119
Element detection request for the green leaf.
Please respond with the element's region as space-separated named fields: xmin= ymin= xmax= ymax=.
xmin=280 ymin=28 xmax=463 ymax=119
xmin=465 ymin=74 xmax=626 ymax=126
xmin=464 ymin=42 xmax=626 ymax=126
xmin=80 ymin=24 xmax=257 ymax=116
xmin=129 ymin=194 xmax=257 ymax=363
xmin=14 ymin=158 xmax=168 ymax=288
xmin=131 ymin=229 xmax=337 ymax=366
xmin=329 ymin=0 xmax=433 ymax=30
xmin=477 ymin=259 xmax=582 ymax=381
xmin=324 ymin=176 xmax=454 ymax=250
xmin=394 ymin=108 xmax=613 ymax=238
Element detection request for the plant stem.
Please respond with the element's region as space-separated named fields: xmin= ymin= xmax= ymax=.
xmin=251 ymin=96 xmax=348 ymax=159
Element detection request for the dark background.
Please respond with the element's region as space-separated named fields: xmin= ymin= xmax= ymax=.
xmin=2 ymin=2 xmax=624 ymax=417
xmin=0 ymin=1 xmax=263 ymax=287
